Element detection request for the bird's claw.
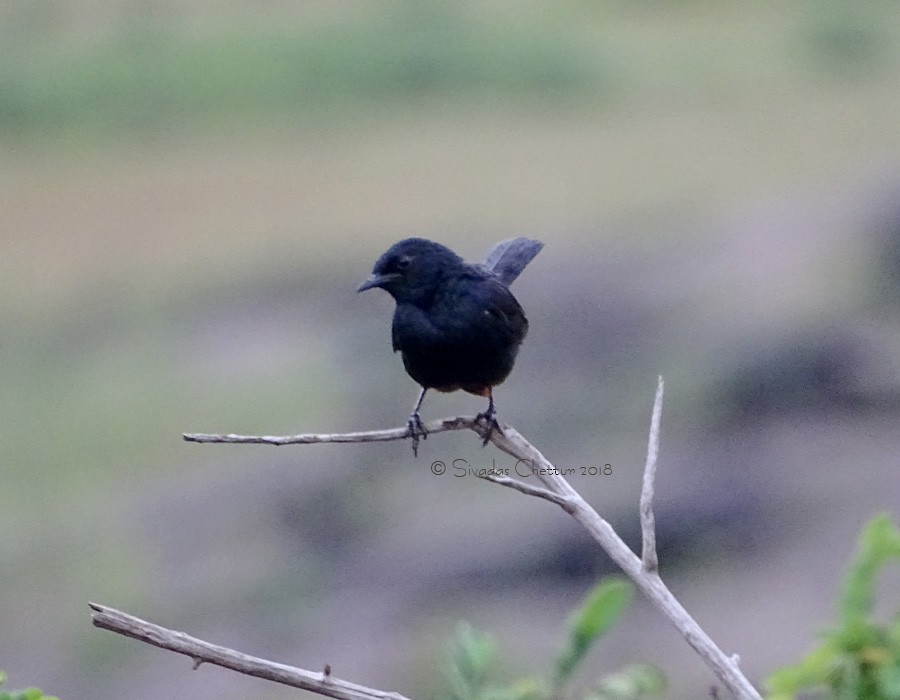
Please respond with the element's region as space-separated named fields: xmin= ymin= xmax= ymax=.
xmin=475 ymin=407 xmax=502 ymax=446
xmin=407 ymin=412 xmax=427 ymax=456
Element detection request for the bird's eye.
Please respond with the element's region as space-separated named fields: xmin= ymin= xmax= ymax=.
xmin=395 ymin=255 xmax=412 ymax=271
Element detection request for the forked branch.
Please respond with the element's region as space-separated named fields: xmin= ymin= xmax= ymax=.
xmin=93 ymin=378 xmax=760 ymax=700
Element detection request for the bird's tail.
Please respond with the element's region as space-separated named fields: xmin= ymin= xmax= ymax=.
xmin=482 ymin=237 xmax=544 ymax=286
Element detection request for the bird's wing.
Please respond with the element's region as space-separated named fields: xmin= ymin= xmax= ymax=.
xmin=393 ymin=268 xmax=528 ymax=354
xmin=446 ymin=270 xmax=528 ymax=343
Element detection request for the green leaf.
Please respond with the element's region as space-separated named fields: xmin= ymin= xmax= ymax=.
xmin=838 ymin=513 xmax=900 ymax=627
xmin=0 ymin=690 xmax=58 ymax=700
xmin=592 ymin=663 xmax=666 ymax=699
xmin=766 ymin=643 xmax=839 ymax=695
xmin=446 ymin=622 xmax=498 ymax=700
xmin=555 ymin=577 xmax=634 ymax=685
xmin=767 ymin=514 xmax=900 ymax=699
xmin=876 ymin=661 xmax=900 ymax=697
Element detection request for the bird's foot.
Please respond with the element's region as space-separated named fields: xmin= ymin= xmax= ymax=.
xmin=475 ymin=406 xmax=502 ymax=446
xmin=407 ymin=412 xmax=427 ymax=456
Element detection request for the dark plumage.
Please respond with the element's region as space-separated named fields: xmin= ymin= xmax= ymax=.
xmin=358 ymin=236 xmax=542 ymax=454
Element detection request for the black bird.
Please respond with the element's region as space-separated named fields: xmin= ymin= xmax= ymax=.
xmin=358 ymin=237 xmax=543 ymax=455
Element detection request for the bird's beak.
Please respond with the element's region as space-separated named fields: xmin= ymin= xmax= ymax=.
xmin=357 ymin=272 xmax=400 ymax=292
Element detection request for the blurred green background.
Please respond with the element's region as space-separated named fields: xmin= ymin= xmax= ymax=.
xmin=2 ymin=1 xmax=900 ymax=698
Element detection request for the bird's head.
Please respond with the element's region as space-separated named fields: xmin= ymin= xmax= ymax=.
xmin=357 ymin=238 xmax=464 ymax=304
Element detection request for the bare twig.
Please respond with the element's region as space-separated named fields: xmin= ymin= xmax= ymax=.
xmin=477 ymin=473 xmax=576 ymax=513
xmin=88 ymin=603 xmax=410 ymax=700
xmin=183 ymin=416 xmax=480 ymax=446
xmin=640 ymin=376 xmax=665 ymax=572
xmin=125 ymin=383 xmax=763 ymax=700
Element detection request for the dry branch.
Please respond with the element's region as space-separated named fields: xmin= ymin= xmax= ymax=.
xmin=93 ymin=381 xmax=762 ymax=700
xmin=183 ymin=416 xmax=480 ymax=446
xmin=88 ymin=603 xmax=410 ymax=700
xmin=640 ymin=376 xmax=665 ymax=571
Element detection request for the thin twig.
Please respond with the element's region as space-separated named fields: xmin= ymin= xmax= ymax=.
xmin=88 ymin=603 xmax=410 ymax=700
xmin=477 ymin=473 xmax=576 ymax=513
xmin=183 ymin=416 xmax=480 ymax=446
xmin=640 ymin=376 xmax=665 ymax=572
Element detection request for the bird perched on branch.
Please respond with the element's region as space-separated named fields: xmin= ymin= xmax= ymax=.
xmin=358 ymin=236 xmax=543 ymax=455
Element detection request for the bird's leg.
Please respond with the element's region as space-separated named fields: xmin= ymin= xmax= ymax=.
xmin=407 ymin=387 xmax=428 ymax=456
xmin=475 ymin=388 xmax=502 ymax=446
